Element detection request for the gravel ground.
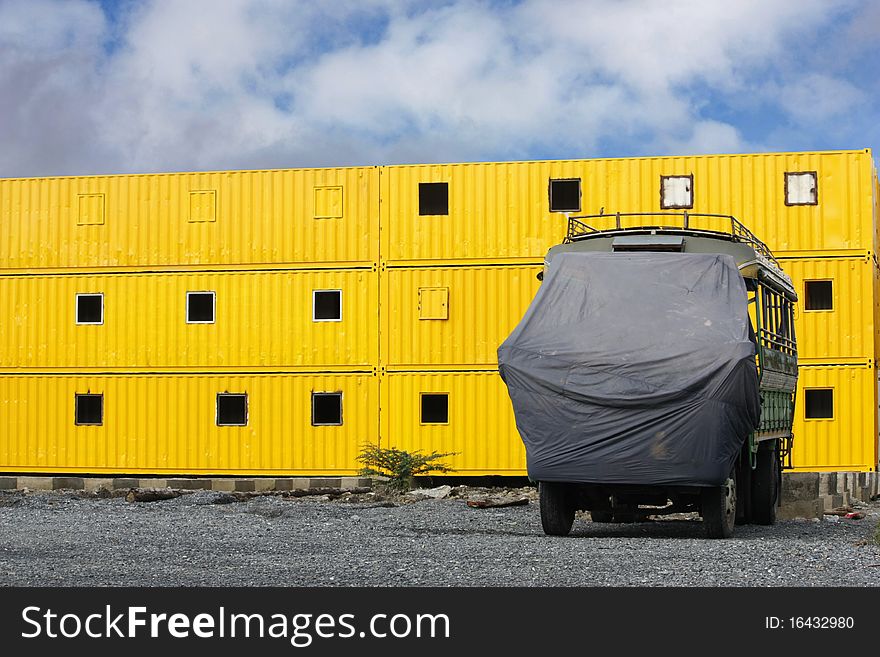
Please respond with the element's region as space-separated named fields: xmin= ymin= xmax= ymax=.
xmin=1 ymin=489 xmax=878 ymax=586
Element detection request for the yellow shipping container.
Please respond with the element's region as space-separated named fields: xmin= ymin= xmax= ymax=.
xmin=0 ymin=269 xmax=378 ymax=371
xmin=380 ymin=371 xmax=526 ymax=475
xmin=0 ymin=166 xmax=378 ymax=272
xmin=381 ymin=150 xmax=874 ymax=263
xmin=0 ymin=373 xmax=377 ymax=475
xmin=791 ymin=364 xmax=878 ymax=471
xmin=777 ymin=256 xmax=876 ymax=363
xmin=382 ymin=265 xmax=542 ymax=369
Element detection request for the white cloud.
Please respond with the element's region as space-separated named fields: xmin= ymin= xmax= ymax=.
xmin=775 ymin=73 xmax=865 ymax=124
xmin=0 ymin=0 xmax=867 ymax=177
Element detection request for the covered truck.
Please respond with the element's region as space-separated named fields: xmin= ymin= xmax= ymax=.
xmin=498 ymin=213 xmax=798 ymax=538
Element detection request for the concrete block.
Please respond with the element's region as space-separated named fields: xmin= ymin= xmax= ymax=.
xmin=777 ymin=499 xmax=824 ymax=521
xmin=309 ymin=478 xmax=341 ymax=489
xmin=818 ymin=472 xmax=838 ymax=496
xmin=781 ymin=472 xmax=819 ymax=504
xmin=211 ymin=479 xmax=236 ymax=492
xmin=822 ymin=494 xmax=844 ymax=512
xmin=289 ymin=478 xmax=311 ymax=491
xmin=273 ymin=479 xmax=294 ymax=491
xmin=83 ymin=478 xmax=114 ymax=492
xmin=112 ymin=478 xmax=139 ymax=490
xmin=253 ymin=478 xmax=276 ymax=492
xmin=137 ymin=479 xmax=169 ymax=489
xmin=0 ymin=477 xmax=18 ymax=490
xmin=167 ymin=479 xmax=212 ymax=490
xmin=234 ymin=480 xmax=255 ymax=492
xmin=17 ymin=476 xmax=54 ymax=491
xmin=52 ymin=477 xmax=84 ymax=490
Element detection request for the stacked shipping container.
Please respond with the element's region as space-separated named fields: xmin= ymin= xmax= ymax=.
xmin=0 ymin=150 xmax=877 ymax=475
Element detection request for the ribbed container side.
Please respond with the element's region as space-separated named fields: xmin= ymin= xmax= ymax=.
xmin=381 ymin=371 xmax=526 ymax=474
xmin=0 ymin=373 xmax=377 ymax=475
xmin=0 ymin=167 xmax=378 ymax=271
xmin=776 ymin=256 xmax=876 ymax=363
xmin=382 ymin=265 xmax=542 ymax=368
xmin=0 ymin=269 xmax=378 ymax=370
xmin=381 ymin=150 xmax=873 ymax=262
xmin=790 ymin=364 xmax=878 ymax=472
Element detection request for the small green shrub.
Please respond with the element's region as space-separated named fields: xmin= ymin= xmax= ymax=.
xmin=357 ymin=445 xmax=456 ymax=491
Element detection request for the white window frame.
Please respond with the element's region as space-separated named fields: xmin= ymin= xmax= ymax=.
xmin=75 ymin=293 xmax=104 ymax=325
xmin=216 ymin=392 xmax=248 ymax=427
xmin=660 ymin=174 xmax=694 ymax=209
xmin=785 ymin=171 xmax=818 ymax=206
xmin=312 ymin=289 xmax=342 ymax=322
xmin=186 ymin=291 xmax=216 ymax=324
xmin=311 ymin=392 xmax=343 ymax=426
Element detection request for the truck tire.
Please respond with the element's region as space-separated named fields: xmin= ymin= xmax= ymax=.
xmin=751 ymin=441 xmax=779 ymax=525
xmin=539 ymin=482 xmax=575 ymax=536
xmin=590 ymin=510 xmax=614 ymax=523
xmin=702 ymin=472 xmax=737 ymax=539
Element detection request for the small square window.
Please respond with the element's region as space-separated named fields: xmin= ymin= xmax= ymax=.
xmin=76 ymin=293 xmax=103 ymax=325
xmin=804 ymin=388 xmax=833 ymax=419
xmin=217 ymin=393 xmax=247 ymax=426
xmin=804 ymin=280 xmax=832 ymax=310
xmin=549 ymin=179 xmax=581 ymax=212
xmin=187 ymin=291 xmax=215 ymax=323
xmin=421 ymin=393 xmax=449 ymax=424
xmin=660 ymin=174 xmax=694 ymax=209
xmin=785 ymin=171 xmax=818 ymax=206
xmin=312 ymin=392 xmax=343 ymax=426
xmin=313 ymin=290 xmax=342 ymax=322
xmin=75 ymin=393 xmax=103 ymax=426
xmin=419 ymin=182 xmax=448 ymax=215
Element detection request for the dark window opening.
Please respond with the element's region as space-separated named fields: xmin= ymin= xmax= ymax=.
xmin=313 ymin=290 xmax=342 ymax=321
xmin=421 ymin=393 xmax=449 ymax=424
xmin=187 ymin=292 xmax=215 ymax=323
xmin=312 ymin=392 xmax=343 ymax=426
xmin=804 ymin=389 xmax=833 ymax=419
xmin=419 ymin=182 xmax=449 ymax=215
xmin=75 ymin=393 xmax=103 ymax=426
xmin=804 ymin=280 xmax=832 ymax=310
xmin=217 ymin=393 xmax=247 ymax=426
xmin=76 ymin=294 xmax=103 ymax=324
xmin=549 ymin=179 xmax=581 ymax=212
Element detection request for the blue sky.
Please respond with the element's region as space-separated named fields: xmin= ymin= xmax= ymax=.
xmin=0 ymin=0 xmax=877 ymax=177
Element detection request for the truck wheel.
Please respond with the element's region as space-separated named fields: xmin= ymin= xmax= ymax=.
xmin=539 ymin=482 xmax=575 ymax=536
xmin=702 ymin=472 xmax=737 ymax=539
xmin=590 ymin=510 xmax=614 ymax=523
xmin=751 ymin=441 xmax=779 ymax=525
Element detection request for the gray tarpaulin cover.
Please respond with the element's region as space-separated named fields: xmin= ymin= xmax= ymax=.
xmin=498 ymin=252 xmax=760 ymax=487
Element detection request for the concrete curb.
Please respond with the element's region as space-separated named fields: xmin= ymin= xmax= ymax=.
xmin=781 ymin=471 xmax=879 ymax=520
xmin=0 ymin=476 xmax=373 ymax=493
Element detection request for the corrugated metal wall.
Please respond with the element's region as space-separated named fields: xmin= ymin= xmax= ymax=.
xmin=778 ymin=256 xmax=875 ymax=363
xmin=382 ymin=265 xmax=542 ymax=368
xmin=0 ymin=149 xmax=876 ymax=476
xmin=791 ymin=364 xmax=878 ymax=471
xmin=381 ymin=150 xmax=874 ymax=263
xmin=0 ymin=167 xmax=379 ymax=271
xmin=0 ymin=269 xmax=378 ymax=371
xmin=0 ymin=373 xmax=378 ymax=475
xmin=380 ymin=371 xmax=526 ymax=474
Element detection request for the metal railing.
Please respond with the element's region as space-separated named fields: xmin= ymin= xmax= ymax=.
xmin=564 ymin=211 xmax=779 ymax=266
